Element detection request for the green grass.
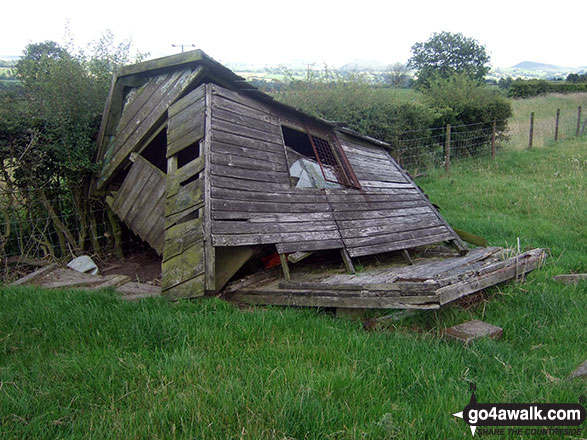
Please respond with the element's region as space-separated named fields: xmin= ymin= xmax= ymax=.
xmin=1 ymin=117 xmax=586 ymax=439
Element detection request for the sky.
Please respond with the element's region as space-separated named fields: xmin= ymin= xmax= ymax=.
xmin=2 ymin=0 xmax=585 ymax=69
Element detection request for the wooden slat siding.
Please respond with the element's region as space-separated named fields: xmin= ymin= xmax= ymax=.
xmin=210 ymin=163 xmax=289 ymax=183
xmin=110 ymin=156 xmax=166 ymax=254
xmin=329 ymin=199 xmax=429 ymax=212
xmin=114 ymin=74 xmax=170 ymax=148
xmin=212 ymin=199 xmax=332 ymax=214
xmin=213 ymin=230 xmax=342 ymax=247
xmin=161 ymin=86 xmax=208 ymax=298
xmin=382 ymin=150 xmax=467 ymax=252
xmin=105 ymin=71 xmax=183 ymax=178
xmin=97 ymin=66 xmax=207 ymax=190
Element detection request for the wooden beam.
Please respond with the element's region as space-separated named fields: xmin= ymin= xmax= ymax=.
xmin=340 ymin=249 xmax=356 ymax=274
xmin=279 ymin=253 xmax=291 ymax=281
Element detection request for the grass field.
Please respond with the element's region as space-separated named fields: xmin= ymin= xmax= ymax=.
xmin=1 ymin=97 xmax=586 ymax=439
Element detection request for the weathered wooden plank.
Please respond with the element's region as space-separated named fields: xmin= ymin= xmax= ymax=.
xmin=211 ymin=199 xmax=332 ymax=214
xmin=166 ymin=177 xmax=204 ymax=217
xmin=167 ymin=156 xmax=205 ymax=196
xmin=326 ymin=193 xmax=422 ymax=204
xmin=333 ymin=207 xmax=434 ymax=221
xmin=167 ymin=117 xmax=205 ymax=150
xmin=210 ymin=84 xmax=274 ymax=116
xmin=168 ymin=84 xmax=206 ymax=118
xmin=279 ymin=280 xmax=438 ymax=294
xmin=247 ymin=212 xmax=336 ymax=223
xmin=165 ymin=201 xmax=203 ymax=227
xmin=163 ymin=218 xmax=204 ymax=262
xmin=210 ymin=152 xmax=288 ymax=173
xmin=359 ymin=181 xmax=416 ymax=189
xmin=352 ymin=172 xmax=408 ymax=184
xmin=338 ymin=214 xmax=442 ymax=237
xmin=211 ymin=187 xmax=328 ymax=204
xmin=347 ymin=232 xmax=455 ymax=257
xmin=123 ymin=164 xmax=165 ymax=228
xmin=383 ymin=150 xmax=467 ymax=252
xmin=329 ymin=199 xmax=428 ymax=212
xmin=210 ymin=163 xmax=289 ymax=183
xmin=115 ymin=73 xmax=173 ymax=145
xmin=162 ymin=273 xmax=205 ymax=299
xmin=211 ymin=130 xmax=284 ymax=154
xmin=213 ymin=106 xmax=281 ymax=137
xmin=211 ymin=141 xmax=285 ymax=164
xmin=275 ymin=239 xmax=344 ymax=253
xmin=212 ymin=220 xmax=337 ymax=234
xmin=98 ymin=67 xmax=206 ymax=189
xmin=342 ymin=226 xmax=449 ymax=248
xmin=437 ymin=249 xmax=545 ymax=305
xmin=211 ymin=119 xmax=283 ymax=144
xmin=213 ymin=94 xmax=280 ymax=126
xmin=10 ymin=263 xmax=58 ymax=286
xmin=231 ymin=292 xmax=439 ymax=309
xmin=110 ymin=158 xmax=148 ymax=218
xmin=210 ymin=174 xmax=290 ymax=192
xmin=161 ymin=241 xmax=205 ymax=291
xmin=213 ymin=229 xmax=342 ymax=246
xmin=114 ymin=70 xmax=185 ymax=159
xmin=138 ymin=189 xmax=166 ymax=254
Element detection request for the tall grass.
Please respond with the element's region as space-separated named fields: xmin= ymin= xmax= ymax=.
xmin=507 ymin=92 xmax=587 ymax=148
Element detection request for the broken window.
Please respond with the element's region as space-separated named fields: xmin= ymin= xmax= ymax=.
xmin=281 ymin=124 xmax=360 ymax=189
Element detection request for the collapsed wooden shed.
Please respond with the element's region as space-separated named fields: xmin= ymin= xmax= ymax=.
xmin=93 ymin=50 xmax=475 ymax=301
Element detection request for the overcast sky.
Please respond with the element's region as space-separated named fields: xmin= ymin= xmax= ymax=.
xmin=2 ymin=0 xmax=585 ymax=68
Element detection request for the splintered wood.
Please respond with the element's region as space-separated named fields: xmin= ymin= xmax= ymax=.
xmin=228 ymin=247 xmax=546 ymax=309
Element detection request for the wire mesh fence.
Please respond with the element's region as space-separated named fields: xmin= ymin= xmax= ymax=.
xmin=389 ymin=120 xmax=503 ymax=174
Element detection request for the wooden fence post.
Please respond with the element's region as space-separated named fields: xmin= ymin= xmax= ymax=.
xmin=577 ymin=106 xmax=582 ymax=136
xmin=491 ymin=120 xmax=497 ymax=160
xmin=555 ymin=109 xmax=560 ymax=141
xmin=444 ymin=124 xmax=451 ymax=173
xmin=529 ymin=112 xmax=534 ymax=148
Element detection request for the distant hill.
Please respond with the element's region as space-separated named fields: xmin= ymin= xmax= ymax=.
xmin=512 ymin=61 xmax=567 ymax=71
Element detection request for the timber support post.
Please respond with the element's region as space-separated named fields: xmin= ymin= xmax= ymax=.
xmin=529 ymin=112 xmax=534 ymax=148
xmin=340 ymin=249 xmax=356 ymax=274
xmin=279 ymin=253 xmax=291 ymax=281
xmin=491 ymin=120 xmax=497 ymax=160
xmin=444 ymin=124 xmax=451 ymax=173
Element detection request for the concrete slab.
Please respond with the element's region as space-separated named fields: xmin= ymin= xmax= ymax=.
xmin=443 ymin=319 xmax=503 ymax=343
xmin=568 ymin=360 xmax=587 ymax=379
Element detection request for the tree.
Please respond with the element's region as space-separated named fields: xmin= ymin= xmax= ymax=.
xmin=384 ymin=63 xmax=411 ymax=88
xmin=0 ymin=35 xmax=144 ymax=261
xmin=408 ymin=32 xmax=490 ymax=88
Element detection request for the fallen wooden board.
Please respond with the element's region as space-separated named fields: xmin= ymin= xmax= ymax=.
xmin=230 ymin=248 xmax=546 ymax=310
xmin=10 ymin=265 xmax=161 ymax=300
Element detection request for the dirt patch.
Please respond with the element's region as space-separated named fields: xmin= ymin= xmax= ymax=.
xmin=99 ymin=249 xmax=161 ymax=285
